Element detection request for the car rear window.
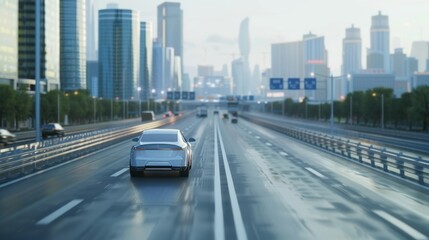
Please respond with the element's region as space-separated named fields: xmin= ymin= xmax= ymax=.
xmin=140 ymin=133 xmax=177 ymax=142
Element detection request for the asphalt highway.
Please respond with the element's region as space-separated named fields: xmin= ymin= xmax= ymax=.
xmin=1 ymin=112 xmax=428 ymax=240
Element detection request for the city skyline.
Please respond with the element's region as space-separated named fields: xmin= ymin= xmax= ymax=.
xmin=91 ymin=0 xmax=429 ymax=75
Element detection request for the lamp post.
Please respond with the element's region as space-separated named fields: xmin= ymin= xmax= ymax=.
xmin=57 ymin=92 xmax=60 ymax=123
xmin=151 ymin=89 xmax=156 ymax=111
xmin=137 ymin=87 xmax=141 ymax=116
xmin=310 ymin=72 xmax=351 ymax=134
xmin=349 ymin=95 xmax=353 ymax=125
xmin=93 ymin=96 xmax=96 ymax=123
xmin=372 ymin=92 xmax=384 ymax=129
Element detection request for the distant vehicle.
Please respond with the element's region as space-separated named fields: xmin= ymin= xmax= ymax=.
xmin=213 ymin=110 xmax=219 ymax=114
xmin=223 ymin=113 xmax=229 ymax=119
xmin=141 ymin=111 xmax=156 ymax=121
xmin=41 ymin=123 xmax=65 ymax=139
xmin=174 ymin=111 xmax=182 ymax=117
xmin=130 ymin=129 xmax=196 ymax=177
xmin=163 ymin=111 xmax=174 ymax=118
xmin=0 ymin=129 xmax=16 ymax=145
xmin=196 ymin=107 xmax=208 ymax=117
xmin=231 ymin=118 xmax=238 ymax=124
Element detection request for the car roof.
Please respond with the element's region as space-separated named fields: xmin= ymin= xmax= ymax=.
xmin=142 ymin=129 xmax=180 ymax=134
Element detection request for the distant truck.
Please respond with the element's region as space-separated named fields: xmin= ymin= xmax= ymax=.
xmin=141 ymin=111 xmax=155 ymax=121
xmin=196 ymin=107 xmax=208 ymax=117
xmin=227 ymin=97 xmax=239 ymax=116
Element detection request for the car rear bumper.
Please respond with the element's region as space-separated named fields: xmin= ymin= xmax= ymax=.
xmin=130 ymin=166 xmax=187 ymax=172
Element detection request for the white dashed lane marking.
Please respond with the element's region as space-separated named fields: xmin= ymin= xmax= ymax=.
xmin=305 ymin=167 xmax=326 ymax=179
xmin=36 ymin=199 xmax=83 ymax=225
xmin=373 ymin=210 xmax=427 ymax=240
xmin=110 ymin=168 xmax=128 ymax=177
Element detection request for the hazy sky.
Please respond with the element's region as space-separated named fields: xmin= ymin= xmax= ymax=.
xmin=93 ymin=0 xmax=429 ymax=75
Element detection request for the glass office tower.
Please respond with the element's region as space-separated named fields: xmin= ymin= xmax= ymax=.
xmin=98 ymin=8 xmax=140 ymax=100
xmin=60 ymin=0 xmax=87 ymax=91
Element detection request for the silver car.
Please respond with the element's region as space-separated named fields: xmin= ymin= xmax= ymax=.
xmin=130 ymin=129 xmax=196 ymax=177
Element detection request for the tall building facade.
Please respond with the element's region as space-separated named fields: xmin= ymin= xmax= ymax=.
xmin=342 ymin=25 xmax=362 ymax=76
xmin=303 ymin=33 xmax=329 ymax=101
xmin=271 ymin=41 xmax=304 ymax=100
xmin=60 ymin=0 xmax=86 ymax=91
xmin=0 ymin=0 xmax=18 ymax=88
xmin=157 ymin=2 xmax=183 ymax=80
xmin=152 ymin=39 xmax=165 ymax=96
xmin=235 ymin=17 xmax=252 ymax=95
xmin=342 ymin=25 xmax=362 ymax=95
xmin=98 ymin=8 xmax=140 ymax=100
xmin=86 ymin=0 xmax=97 ymax=61
xmin=410 ymin=41 xmax=429 ymax=72
xmin=140 ymin=21 xmax=153 ymax=101
xmin=369 ymin=11 xmax=390 ymax=73
xmin=18 ymin=0 xmax=60 ymax=92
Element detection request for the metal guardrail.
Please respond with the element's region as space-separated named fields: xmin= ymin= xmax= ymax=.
xmin=0 ymin=116 xmax=182 ymax=183
xmin=241 ymin=114 xmax=429 ymax=186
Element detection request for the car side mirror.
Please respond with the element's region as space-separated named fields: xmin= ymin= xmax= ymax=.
xmin=188 ymin=137 xmax=196 ymax=142
xmin=132 ymin=137 xmax=139 ymax=142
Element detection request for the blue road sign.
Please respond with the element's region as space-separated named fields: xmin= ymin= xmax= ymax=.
xmin=288 ymin=78 xmax=300 ymax=90
xmin=174 ymin=91 xmax=181 ymax=100
xmin=189 ymin=92 xmax=196 ymax=100
xmin=167 ymin=91 xmax=173 ymax=100
xmin=181 ymin=91 xmax=189 ymax=100
xmin=249 ymin=95 xmax=255 ymax=101
xmin=270 ymin=78 xmax=284 ymax=90
xmin=304 ymin=78 xmax=317 ymax=90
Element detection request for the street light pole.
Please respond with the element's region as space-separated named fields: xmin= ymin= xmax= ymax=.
xmin=93 ymin=96 xmax=96 ymax=123
xmin=57 ymin=92 xmax=60 ymax=123
xmin=350 ymin=95 xmax=353 ymax=125
xmin=330 ymin=74 xmax=334 ymax=134
xmin=137 ymin=87 xmax=141 ymax=116
xmin=110 ymin=98 xmax=113 ymax=120
xmin=381 ymin=94 xmax=384 ymax=129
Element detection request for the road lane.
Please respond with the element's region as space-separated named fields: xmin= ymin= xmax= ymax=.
xmin=235 ymin=116 xmax=429 ymax=239
xmin=1 ymin=113 xmax=428 ymax=240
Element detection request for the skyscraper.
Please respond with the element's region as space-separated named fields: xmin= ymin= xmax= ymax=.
xmin=271 ymin=41 xmax=304 ymax=100
xmin=60 ymin=0 xmax=86 ymax=91
xmin=0 ymin=0 xmax=18 ymax=88
xmin=157 ymin=2 xmax=183 ymax=78
xmin=18 ymin=0 xmax=60 ymax=92
xmin=303 ymin=33 xmax=329 ymax=101
xmin=369 ymin=11 xmax=390 ymax=73
xmin=234 ymin=17 xmax=251 ymax=95
xmin=86 ymin=0 xmax=96 ymax=61
xmin=342 ymin=25 xmax=362 ymax=76
xmin=98 ymin=8 xmax=140 ymax=100
xmin=140 ymin=22 xmax=153 ymax=101
xmin=410 ymin=41 xmax=429 ymax=72
xmin=152 ymin=39 xmax=164 ymax=95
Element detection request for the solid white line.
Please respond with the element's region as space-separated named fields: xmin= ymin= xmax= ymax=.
xmin=36 ymin=199 xmax=83 ymax=225
xmin=214 ymin=119 xmax=225 ymax=240
xmin=305 ymin=167 xmax=326 ymax=179
xmin=265 ymin=142 xmax=272 ymax=146
xmin=217 ymin=121 xmax=248 ymax=240
xmin=373 ymin=210 xmax=427 ymax=240
xmin=279 ymin=151 xmax=289 ymax=156
xmin=110 ymin=168 xmax=128 ymax=177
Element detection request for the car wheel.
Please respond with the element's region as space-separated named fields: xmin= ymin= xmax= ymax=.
xmin=180 ymin=167 xmax=189 ymax=177
xmin=130 ymin=168 xmax=139 ymax=177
